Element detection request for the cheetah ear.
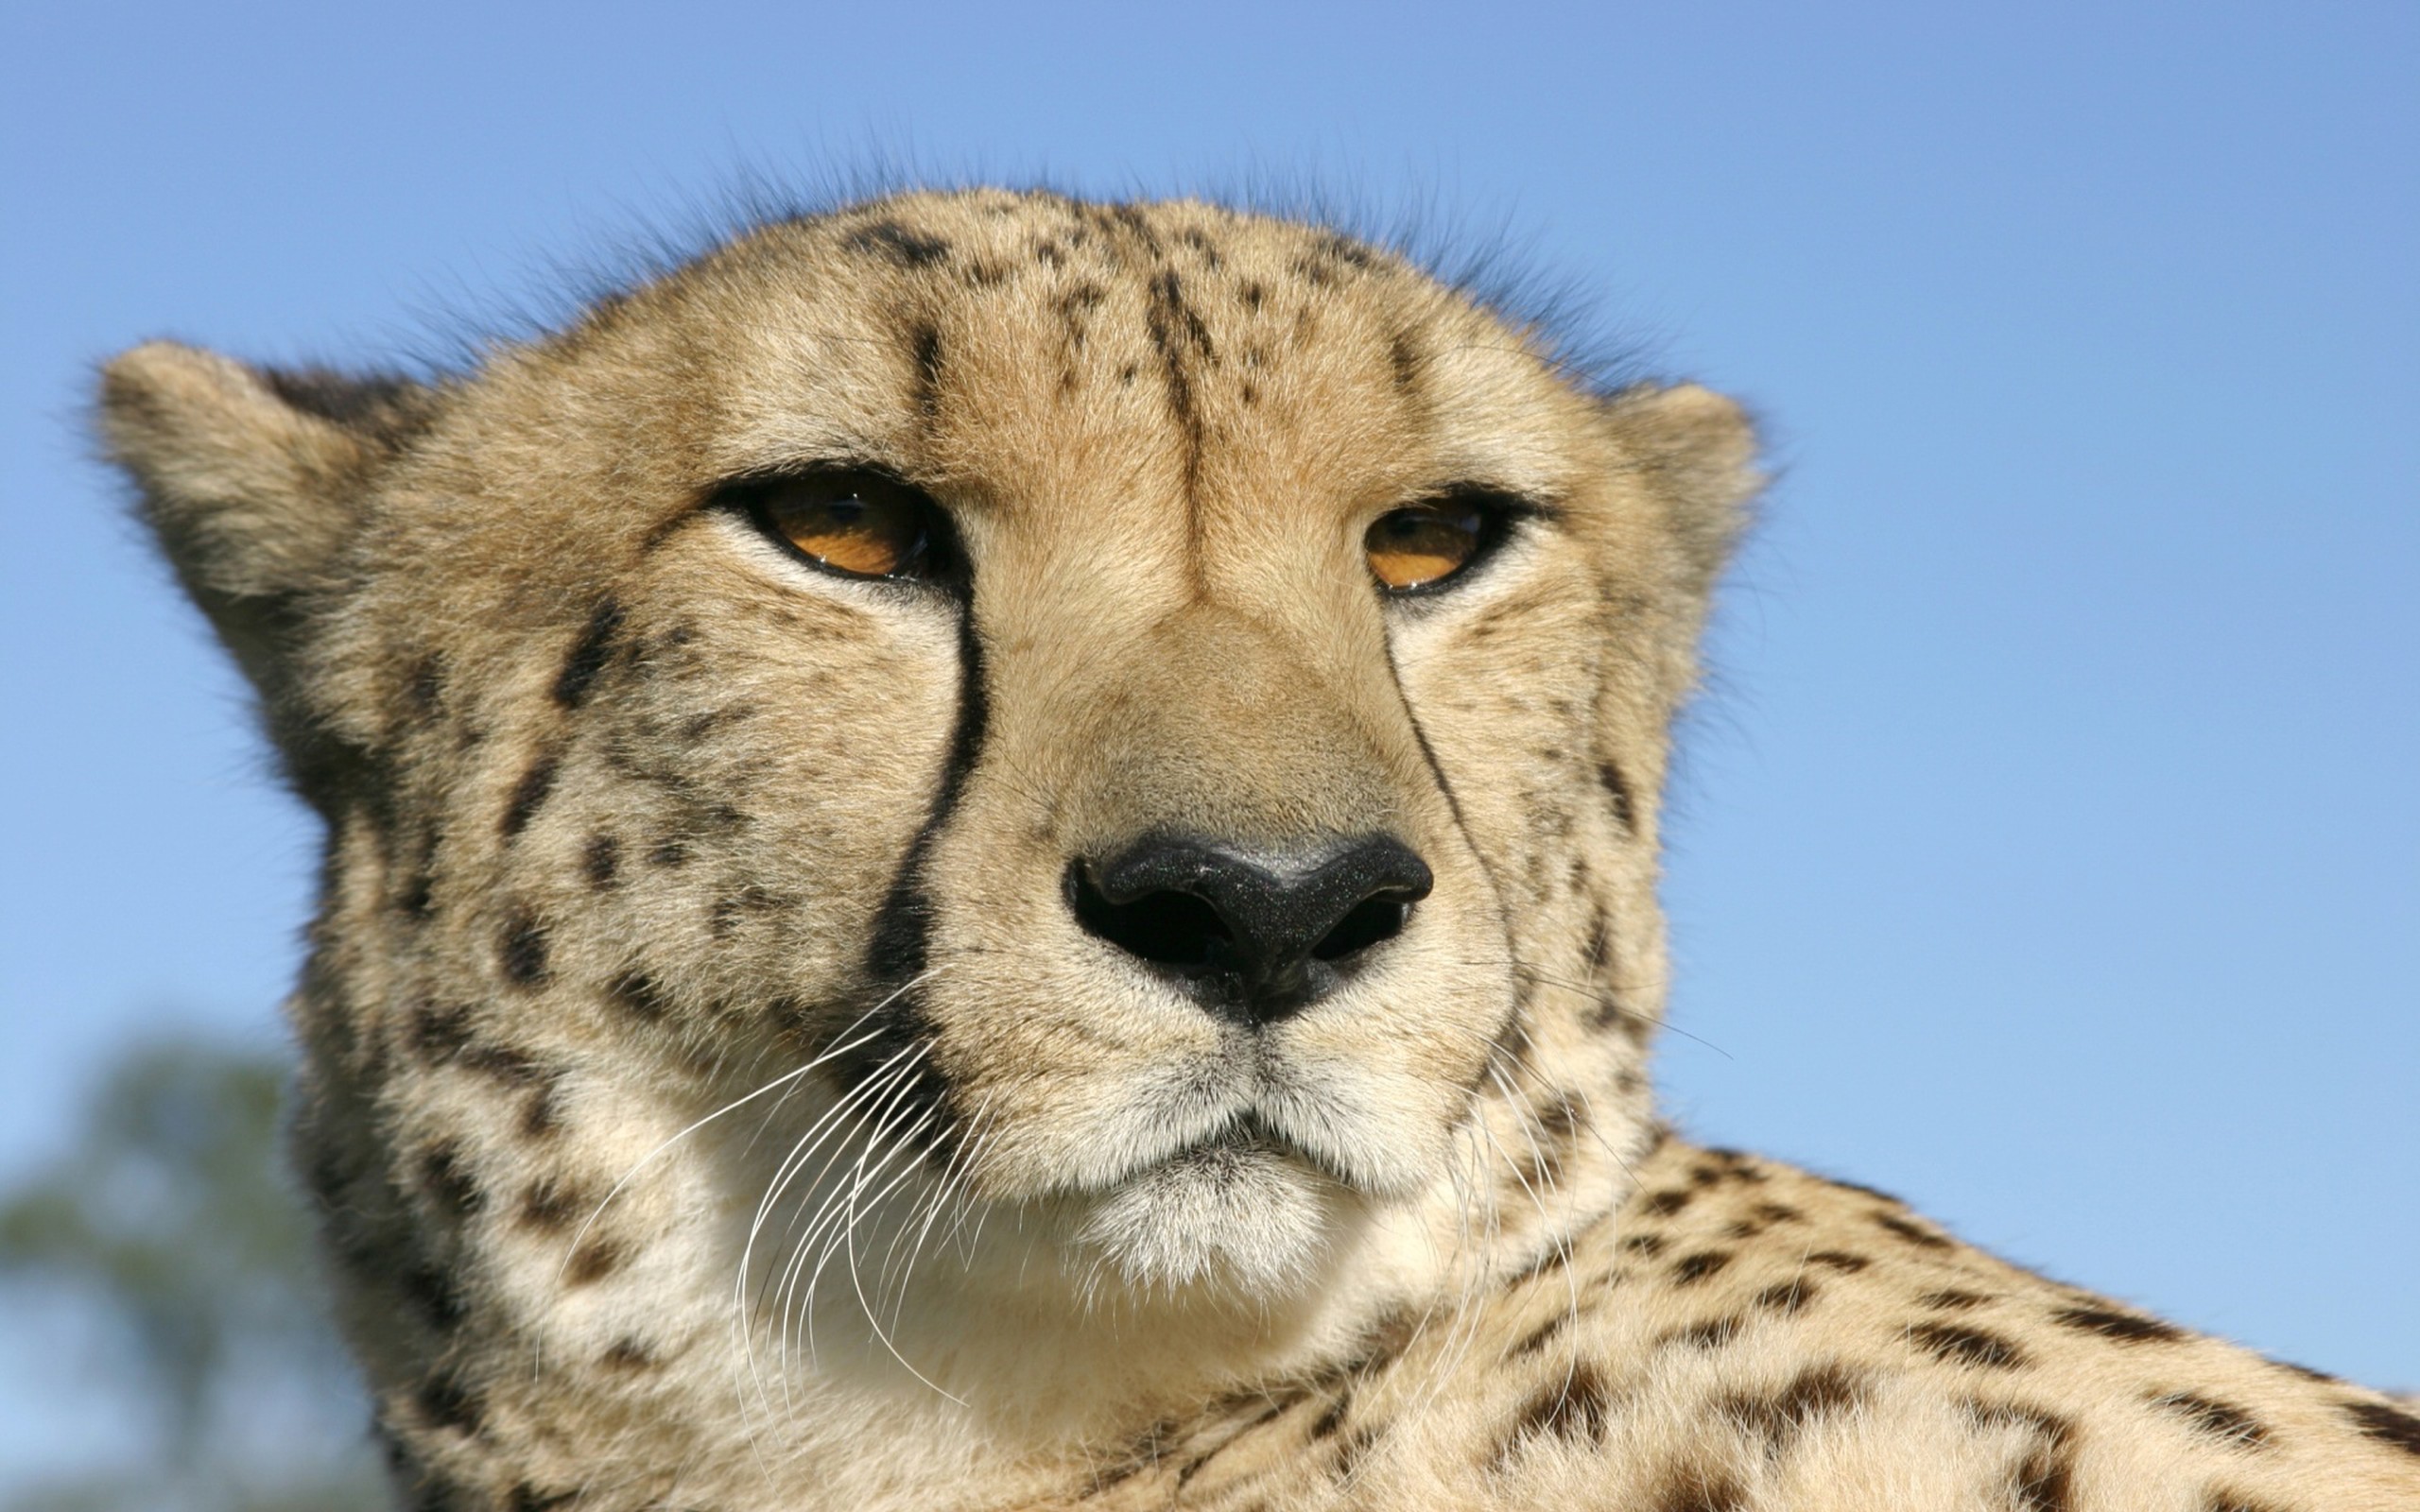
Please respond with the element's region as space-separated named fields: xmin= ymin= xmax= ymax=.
xmin=1600 ymin=381 xmax=1762 ymax=598
xmin=97 ymin=341 xmax=435 ymax=695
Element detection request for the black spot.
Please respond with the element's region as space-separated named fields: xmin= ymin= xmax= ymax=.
xmin=1906 ymin=1320 xmax=2030 ymax=1370
xmin=397 ymin=1262 xmax=466 ymax=1329
xmin=1387 ymin=331 xmax=1421 ymax=396
xmin=1807 ymin=1250 xmax=1871 ymax=1273
xmin=1330 ymin=1423 xmax=1380 ymax=1480
xmin=2267 ymin=1355 xmax=2337 ymax=1383
xmin=1640 ymin=1188 xmax=1695 ymax=1217
xmin=1598 ymin=761 xmax=1636 ymax=832
xmin=1874 ymin=1212 xmax=1954 ymax=1250
xmin=2150 ymin=1391 xmax=2271 ymax=1450
xmin=1919 ymin=1289 xmax=1995 ymax=1311
xmin=1536 ymin=1094 xmax=1584 ymax=1141
xmin=1512 ymin=1314 xmax=1573 ymax=1355
xmin=1651 ymin=1471 xmax=1746 ymax=1512
xmin=1670 ymin=1250 xmax=1733 ymax=1285
xmin=1752 ymin=1278 xmax=1818 ymax=1314
xmin=397 ymin=868 xmax=434 ymax=919
xmin=1497 ymin=1361 xmax=1611 ymax=1461
xmin=909 ymin=322 xmax=943 ymax=420
xmin=1584 ymin=909 xmax=1613 ymax=971
xmin=457 ymin=1039 xmax=549 ymax=1088
xmin=1961 ymin=1397 xmax=2076 ymax=1446
xmin=415 ymin=1373 xmax=481 ymax=1435
xmin=1657 ymin=1315 xmax=1743 ymax=1349
xmin=2012 ymin=1442 xmax=2075 ymax=1512
xmin=1718 ymin=1363 xmax=1861 ymax=1451
xmin=583 ymin=833 xmax=620 ymax=888
xmin=844 ymin=219 xmax=951 ymax=267
xmin=1826 ymin=1177 xmax=1902 ymax=1204
xmin=519 ymin=1079 xmax=562 ymax=1138
xmin=554 ymin=598 xmax=623 ymax=709
xmin=606 ymin=971 xmax=666 ymax=1019
xmin=409 ymin=1004 xmax=475 ymax=1062
xmin=1750 ymin=1202 xmax=1803 ymax=1224
xmin=2344 ymin=1400 xmax=2420 ymax=1456
xmin=2051 ymin=1306 xmax=2184 ymax=1345
xmin=507 ymin=1486 xmax=576 ymax=1512
xmin=600 ymin=1338 xmax=657 ymax=1372
xmin=1507 ymin=1245 xmax=1573 ymax=1286
xmin=565 ymin=1237 xmax=625 ymax=1286
xmin=517 ymin=1177 xmax=585 ymax=1232
xmin=418 ymin=1143 xmax=482 ymax=1218
xmin=499 ymin=912 xmax=550 ymax=988
xmin=406 ymin=653 xmax=446 ymax=717
xmin=2202 ymin=1492 xmax=2287 ymax=1512
xmin=1308 ymin=1394 xmax=1350 ymax=1439
xmin=648 ymin=837 xmax=688 ymax=868
xmin=500 ymin=754 xmax=560 ymax=839
xmin=1622 ymin=1232 xmax=1668 ymax=1257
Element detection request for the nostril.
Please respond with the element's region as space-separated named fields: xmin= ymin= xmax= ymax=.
xmin=1068 ymin=866 xmax=1235 ymax=970
xmin=1309 ymin=895 xmax=1413 ymax=962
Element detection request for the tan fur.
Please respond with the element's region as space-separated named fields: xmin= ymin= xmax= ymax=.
xmin=100 ymin=189 xmax=2420 ymax=1511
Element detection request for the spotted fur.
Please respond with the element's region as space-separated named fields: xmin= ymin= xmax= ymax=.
xmin=101 ymin=189 xmax=2418 ymax=1511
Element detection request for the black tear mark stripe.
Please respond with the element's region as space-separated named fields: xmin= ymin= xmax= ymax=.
xmin=850 ymin=595 xmax=991 ymax=1163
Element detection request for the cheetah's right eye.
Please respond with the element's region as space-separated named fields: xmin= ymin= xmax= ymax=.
xmin=731 ymin=471 xmax=947 ymax=582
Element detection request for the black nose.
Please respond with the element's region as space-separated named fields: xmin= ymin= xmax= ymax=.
xmin=1067 ymin=833 xmax=1433 ymax=1026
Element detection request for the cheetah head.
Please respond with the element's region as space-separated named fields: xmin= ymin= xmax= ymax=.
xmin=102 ymin=190 xmax=1754 ymax=1466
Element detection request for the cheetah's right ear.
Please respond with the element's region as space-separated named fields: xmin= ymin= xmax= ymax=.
xmin=1599 ymin=381 xmax=1762 ymax=602
xmin=97 ymin=341 xmax=437 ymax=696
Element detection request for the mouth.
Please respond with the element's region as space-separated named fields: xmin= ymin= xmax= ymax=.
xmin=1073 ymin=1112 xmax=1353 ymax=1296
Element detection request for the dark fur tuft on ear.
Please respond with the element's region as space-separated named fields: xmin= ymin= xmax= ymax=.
xmin=97 ymin=342 xmax=439 ymax=800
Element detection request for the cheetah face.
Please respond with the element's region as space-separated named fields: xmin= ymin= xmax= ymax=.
xmin=105 ymin=193 xmax=1753 ymax=1332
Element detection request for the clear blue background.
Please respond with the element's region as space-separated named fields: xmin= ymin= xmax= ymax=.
xmin=5 ymin=0 xmax=2413 ymax=1469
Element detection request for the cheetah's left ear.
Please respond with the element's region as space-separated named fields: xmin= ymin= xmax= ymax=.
xmin=1600 ymin=382 xmax=1763 ymax=599
xmin=97 ymin=341 xmax=438 ymax=698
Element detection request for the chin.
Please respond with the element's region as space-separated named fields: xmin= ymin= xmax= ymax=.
xmin=1073 ymin=1138 xmax=1357 ymax=1301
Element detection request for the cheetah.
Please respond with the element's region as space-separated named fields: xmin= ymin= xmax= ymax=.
xmin=100 ymin=188 xmax=2420 ymax=1511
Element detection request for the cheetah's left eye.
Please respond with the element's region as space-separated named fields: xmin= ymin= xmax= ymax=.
xmin=730 ymin=470 xmax=948 ymax=582
xmin=1366 ymin=500 xmax=1488 ymax=593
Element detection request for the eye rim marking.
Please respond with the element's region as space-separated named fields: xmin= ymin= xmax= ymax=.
xmin=1365 ymin=485 xmax=1543 ymax=598
xmin=709 ymin=465 xmax=965 ymax=591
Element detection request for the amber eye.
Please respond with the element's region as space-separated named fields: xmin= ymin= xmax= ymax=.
xmin=748 ymin=472 xmax=936 ymax=580
xmin=1366 ymin=500 xmax=1488 ymax=592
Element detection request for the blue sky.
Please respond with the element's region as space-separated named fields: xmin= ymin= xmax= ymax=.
xmin=4 ymin=0 xmax=2413 ymax=1455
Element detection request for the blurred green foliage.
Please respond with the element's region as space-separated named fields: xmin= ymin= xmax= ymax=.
xmin=0 ymin=1040 xmax=386 ymax=1512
